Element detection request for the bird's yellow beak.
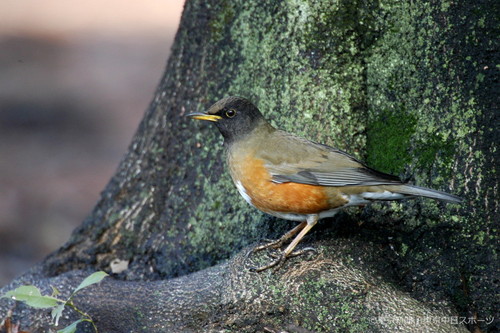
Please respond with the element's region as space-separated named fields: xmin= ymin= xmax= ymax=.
xmin=187 ymin=112 xmax=222 ymax=122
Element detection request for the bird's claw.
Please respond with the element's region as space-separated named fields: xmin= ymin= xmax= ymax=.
xmin=288 ymin=247 xmax=317 ymax=258
xmin=248 ymin=253 xmax=286 ymax=273
xmin=246 ymin=246 xmax=318 ymax=273
xmin=251 ymin=238 xmax=286 ymax=253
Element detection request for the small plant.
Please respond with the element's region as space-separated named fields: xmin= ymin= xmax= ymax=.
xmin=1 ymin=271 xmax=108 ymax=333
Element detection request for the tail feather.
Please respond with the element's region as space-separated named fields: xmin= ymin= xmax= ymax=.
xmin=397 ymin=185 xmax=462 ymax=203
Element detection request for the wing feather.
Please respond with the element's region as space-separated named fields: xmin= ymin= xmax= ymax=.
xmin=258 ymin=130 xmax=403 ymax=187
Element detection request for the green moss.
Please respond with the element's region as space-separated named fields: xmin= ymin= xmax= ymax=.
xmin=414 ymin=133 xmax=455 ymax=174
xmin=209 ymin=1 xmax=235 ymax=42
xmin=366 ymin=109 xmax=455 ymax=178
xmin=366 ymin=109 xmax=417 ymax=175
xmin=289 ymin=278 xmax=371 ymax=332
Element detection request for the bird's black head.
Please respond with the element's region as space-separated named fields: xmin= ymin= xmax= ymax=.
xmin=188 ymin=97 xmax=267 ymax=143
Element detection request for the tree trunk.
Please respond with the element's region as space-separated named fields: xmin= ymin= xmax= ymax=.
xmin=1 ymin=0 xmax=497 ymax=332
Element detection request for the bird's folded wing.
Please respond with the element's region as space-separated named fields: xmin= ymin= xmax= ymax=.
xmin=260 ymin=131 xmax=403 ymax=187
xmin=269 ymin=166 xmax=403 ymax=187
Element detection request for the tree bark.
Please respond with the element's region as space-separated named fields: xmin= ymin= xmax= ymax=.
xmin=1 ymin=0 xmax=497 ymax=332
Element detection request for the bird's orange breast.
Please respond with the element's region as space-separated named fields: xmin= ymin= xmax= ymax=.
xmin=230 ymin=154 xmax=332 ymax=215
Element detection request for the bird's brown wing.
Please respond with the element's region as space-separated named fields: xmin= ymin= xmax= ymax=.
xmin=258 ymin=130 xmax=403 ymax=187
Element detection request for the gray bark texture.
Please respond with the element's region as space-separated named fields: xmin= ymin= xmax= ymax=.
xmin=1 ymin=0 xmax=497 ymax=332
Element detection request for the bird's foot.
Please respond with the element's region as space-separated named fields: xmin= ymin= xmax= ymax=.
xmin=247 ymin=247 xmax=317 ymax=273
xmin=248 ymin=251 xmax=286 ymax=273
xmin=251 ymin=238 xmax=286 ymax=253
xmin=276 ymin=246 xmax=317 ymax=259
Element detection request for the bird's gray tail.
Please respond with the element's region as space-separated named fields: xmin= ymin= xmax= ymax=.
xmin=397 ymin=185 xmax=462 ymax=203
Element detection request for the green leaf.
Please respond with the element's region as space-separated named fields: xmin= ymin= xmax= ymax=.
xmin=2 ymin=285 xmax=61 ymax=308
xmin=73 ymin=271 xmax=108 ymax=294
xmin=51 ymin=303 xmax=66 ymax=326
xmin=57 ymin=319 xmax=84 ymax=333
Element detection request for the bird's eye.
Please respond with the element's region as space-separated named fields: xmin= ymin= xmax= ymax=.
xmin=225 ymin=109 xmax=236 ymax=118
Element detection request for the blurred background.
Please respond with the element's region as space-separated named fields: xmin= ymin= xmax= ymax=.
xmin=0 ymin=0 xmax=185 ymax=286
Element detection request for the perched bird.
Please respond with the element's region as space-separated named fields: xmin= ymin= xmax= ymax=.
xmin=188 ymin=97 xmax=462 ymax=272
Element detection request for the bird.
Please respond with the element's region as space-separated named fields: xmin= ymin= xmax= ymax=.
xmin=187 ymin=96 xmax=462 ymax=272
